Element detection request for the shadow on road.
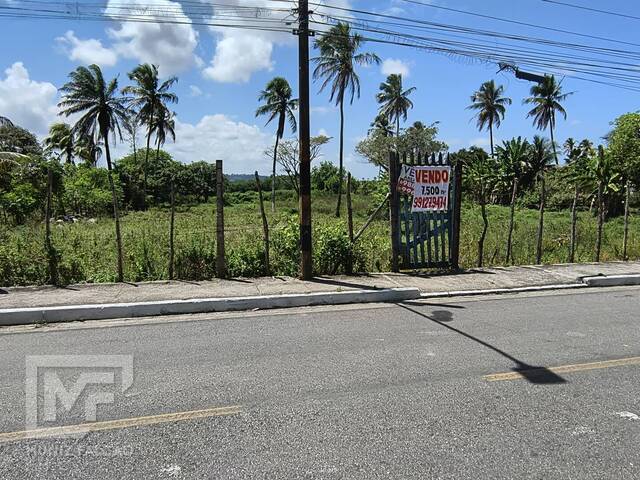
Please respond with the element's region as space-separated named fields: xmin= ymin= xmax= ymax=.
xmin=397 ymin=303 xmax=567 ymax=385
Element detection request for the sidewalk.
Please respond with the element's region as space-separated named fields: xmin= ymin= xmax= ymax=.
xmin=2 ymin=261 xmax=639 ymax=310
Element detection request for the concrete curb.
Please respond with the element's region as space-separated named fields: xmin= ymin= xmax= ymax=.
xmin=0 ymin=288 xmax=421 ymax=326
xmin=420 ymin=283 xmax=587 ymax=299
xmin=582 ymin=274 xmax=640 ymax=287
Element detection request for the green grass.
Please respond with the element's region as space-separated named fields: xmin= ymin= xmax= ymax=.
xmin=1 ymin=192 xmax=638 ymax=286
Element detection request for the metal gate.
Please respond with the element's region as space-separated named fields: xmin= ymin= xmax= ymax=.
xmin=389 ymin=152 xmax=462 ymax=271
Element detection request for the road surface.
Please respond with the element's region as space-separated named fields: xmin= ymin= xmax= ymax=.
xmin=0 ymin=286 xmax=639 ymax=479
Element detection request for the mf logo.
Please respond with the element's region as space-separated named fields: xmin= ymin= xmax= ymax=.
xmin=25 ymin=355 xmax=133 ymax=437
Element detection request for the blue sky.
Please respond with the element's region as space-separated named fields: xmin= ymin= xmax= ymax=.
xmin=0 ymin=0 xmax=638 ymax=177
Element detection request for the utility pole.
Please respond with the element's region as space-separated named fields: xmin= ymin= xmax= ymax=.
xmin=297 ymin=0 xmax=313 ymax=280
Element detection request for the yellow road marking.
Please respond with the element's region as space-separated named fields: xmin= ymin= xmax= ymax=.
xmin=0 ymin=405 xmax=241 ymax=444
xmin=485 ymin=356 xmax=640 ymax=382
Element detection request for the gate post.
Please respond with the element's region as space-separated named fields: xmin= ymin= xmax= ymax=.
xmin=388 ymin=151 xmax=400 ymax=273
xmin=450 ymin=157 xmax=463 ymax=270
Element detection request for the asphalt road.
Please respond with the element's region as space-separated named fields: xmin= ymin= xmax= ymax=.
xmin=0 ymin=287 xmax=639 ymax=479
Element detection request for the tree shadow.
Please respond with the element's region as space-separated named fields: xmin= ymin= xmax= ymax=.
xmin=397 ymin=303 xmax=567 ymax=385
xmin=308 ymin=277 xmax=383 ymax=291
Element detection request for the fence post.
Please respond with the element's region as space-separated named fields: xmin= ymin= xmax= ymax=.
xmin=255 ymin=171 xmax=270 ymax=275
xmin=346 ymin=172 xmax=354 ymax=243
xmin=216 ymin=160 xmax=226 ymax=278
xmin=168 ymin=179 xmax=176 ymax=280
xmin=45 ymin=166 xmax=58 ymax=285
xmin=450 ymin=156 xmax=463 ymax=270
xmin=388 ymin=151 xmax=400 ymax=273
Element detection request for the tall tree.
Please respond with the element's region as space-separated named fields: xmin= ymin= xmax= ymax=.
xmin=529 ymin=136 xmax=555 ymax=264
xmin=58 ymin=64 xmax=130 ymax=282
xmin=496 ymin=137 xmax=530 ymax=264
xmin=376 ymin=73 xmax=416 ymax=138
xmin=44 ymin=123 xmax=75 ymax=165
xmin=313 ymin=22 xmax=380 ymax=217
xmin=255 ymin=77 xmax=298 ymax=213
xmin=468 ymin=80 xmax=512 ymax=157
xmin=524 ymin=75 xmax=572 ymax=165
xmin=464 ymin=150 xmax=500 ymax=267
xmin=151 ymin=106 xmax=176 ymax=162
xmin=0 ymin=115 xmax=13 ymax=127
xmin=369 ymin=113 xmax=393 ymax=137
xmin=588 ymin=146 xmax=620 ymax=262
xmin=607 ymin=112 xmax=640 ymax=261
xmin=123 ymin=64 xmax=178 ymax=209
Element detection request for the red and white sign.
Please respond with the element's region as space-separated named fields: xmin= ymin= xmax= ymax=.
xmin=397 ymin=164 xmax=415 ymax=195
xmin=412 ymin=166 xmax=450 ymax=212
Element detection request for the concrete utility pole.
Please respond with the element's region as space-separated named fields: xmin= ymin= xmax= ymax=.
xmin=297 ymin=0 xmax=313 ymax=280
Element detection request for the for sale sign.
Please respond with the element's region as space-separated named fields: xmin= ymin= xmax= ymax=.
xmin=397 ymin=164 xmax=415 ymax=195
xmin=412 ymin=166 xmax=450 ymax=212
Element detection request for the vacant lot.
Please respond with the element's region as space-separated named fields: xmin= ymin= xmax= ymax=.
xmin=1 ymin=193 xmax=638 ymax=286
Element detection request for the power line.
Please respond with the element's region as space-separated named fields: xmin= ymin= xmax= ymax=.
xmin=540 ymin=0 xmax=640 ymax=21
xmin=393 ymin=0 xmax=640 ymax=48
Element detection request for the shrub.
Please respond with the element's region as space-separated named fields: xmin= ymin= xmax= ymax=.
xmin=227 ymin=243 xmax=266 ymax=277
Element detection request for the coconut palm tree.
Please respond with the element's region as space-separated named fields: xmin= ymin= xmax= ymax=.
xmin=563 ymin=138 xmax=592 ymax=262
xmin=123 ymin=64 xmax=178 ymax=209
xmin=313 ymin=22 xmax=380 ymax=217
xmin=496 ymin=137 xmax=530 ymax=264
xmin=369 ymin=113 xmax=393 ymax=137
xmin=587 ymin=146 xmax=620 ymax=262
xmin=255 ymin=77 xmax=298 ymax=213
xmin=524 ymin=75 xmax=572 ymax=165
xmin=376 ymin=74 xmax=416 ymax=138
xmin=151 ymin=106 xmax=176 ymax=161
xmin=529 ymin=136 xmax=555 ymax=264
xmin=74 ymin=133 xmax=103 ymax=167
xmin=58 ymin=64 xmax=130 ymax=282
xmin=44 ymin=123 xmax=75 ymax=165
xmin=468 ymin=80 xmax=512 ymax=158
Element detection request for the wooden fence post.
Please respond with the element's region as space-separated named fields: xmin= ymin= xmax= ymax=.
xmin=347 ymin=172 xmax=354 ymax=243
xmin=450 ymin=156 xmax=463 ymax=270
xmin=255 ymin=171 xmax=270 ymax=275
xmin=216 ymin=160 xmax=227 ymax=278
xmin=389 ymin=151 xmax=400 ymax=273
xmin=168 ymin=179 xmax=176 ymax=280
xmin=45 ymin=166 xmax=58 ymax=285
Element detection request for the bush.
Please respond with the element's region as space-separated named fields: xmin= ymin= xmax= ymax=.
xmin=174 ymin=239 xmax=217 ymax=281
xmin=227 ymin=243 xmax=266 ymax=277
xmin=271 ymin=216 xmax=300 ymax=277
xmin=313 ymin=223 xmax=365 ymax=275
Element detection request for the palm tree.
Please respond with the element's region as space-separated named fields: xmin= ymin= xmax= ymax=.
xmin=123 ymin=64 xmax=178 ymax=209
xmin=0 ymin=115 xmax=13 ymax=127
xmin=58 ymin=64 xmax=130 ymax=282
xmin=369 ymin=113 xmax=393 ymax=137
xmin=563 ymin=138 xmax=592 ymax=262
xmin=151 ymin=106 xmax=176 ymax=161
xmin=75 ymin=133 xmax=103 ymax=167
xmin=468 ymin=80 xmax=512 ymax=157
xmin=496 ymin=137 xmax=530 ymax=264
xmin=313 ymin=22 xmax=380 ymax=217
xmin=376 ymin=74 xmax=416 ymax=138
xmin=529 ymin=136 xmax=555 ymax=264
xmin=255 ymin=77 xmax=298 ymax=213
xmin=44 ymin=123 xmax=75 ymax=165
xmin=465 ymin=151 xmax=500 ymax=267
xmin=587 ymin=146 xmax=620 ymax=262
xmin=524 ymin=75 xmax=572 ymax=165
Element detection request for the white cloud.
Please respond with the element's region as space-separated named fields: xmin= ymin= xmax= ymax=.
xmin=0 ymin=62 xmax=58 ymax=136
xmin=106 ymin=0 xmax=198 ymax=77
xmin=203 ymin=34 xmax=274 ymax=83
xmin=202 ymin=0 xmax=353 ymax=84
xmin=163 ymin=114 xmax=271 ymax=173
xmin=470 ymin=137 xmax=490 ymax=148
xmin=56 ymin=31 xmax=118 ymax=67
xmin=189 ymin=85 xmax=203 ymax=97
xmin=381 ymin=58 xmax=411 ymax=77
